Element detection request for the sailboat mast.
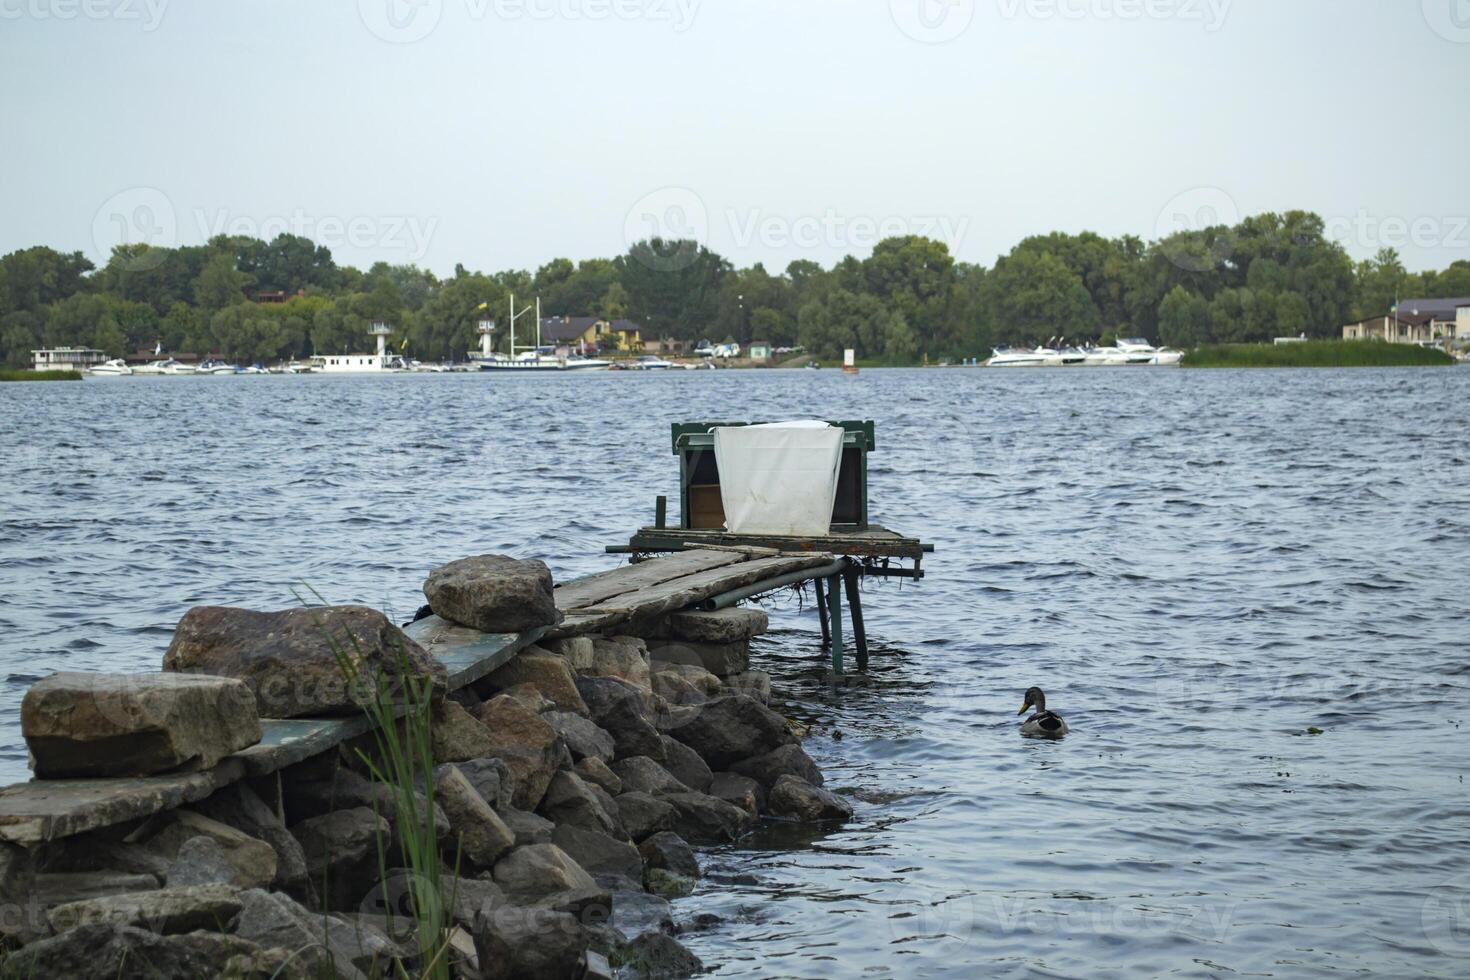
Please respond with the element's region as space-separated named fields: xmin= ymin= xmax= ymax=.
xmin=536 ymin=297 xmax=542 ymax=353
xmin=509 ymin=294 xmax=516 ymax=355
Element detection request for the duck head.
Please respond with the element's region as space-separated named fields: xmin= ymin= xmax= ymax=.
xmin=1018 ymin=687 xmax=1046 ymax=715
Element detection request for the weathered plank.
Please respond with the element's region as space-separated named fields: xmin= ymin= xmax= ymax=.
xmin=554 ymin=549 xmax=744 ymax=610
xmin=625 ymin=524 xmax=928 ymax=560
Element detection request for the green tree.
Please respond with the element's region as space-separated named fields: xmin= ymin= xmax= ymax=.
xmin=1156 ymin=285 xmax=1212 ymax=348
xmin=193 ymin=253 xmax=251 ymax=311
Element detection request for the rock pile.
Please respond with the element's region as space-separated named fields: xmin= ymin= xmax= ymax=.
xmin=2 ymin=559 xmax=854 ymax=978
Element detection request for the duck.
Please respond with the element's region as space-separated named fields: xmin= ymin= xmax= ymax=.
xmin=1018 ymin=687 xmax=1069 ymax=738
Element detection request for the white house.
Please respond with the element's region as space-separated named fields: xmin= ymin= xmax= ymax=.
xmin=31 ymin=348 xmax=109 ymax=372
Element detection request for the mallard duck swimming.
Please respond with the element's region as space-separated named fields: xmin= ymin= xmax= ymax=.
xmin=1018 ymin=686 xmax=1068 ymax=738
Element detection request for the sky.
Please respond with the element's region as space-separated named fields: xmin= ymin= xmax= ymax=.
xmin=2 ymin=0 xmax=1467 ymax=277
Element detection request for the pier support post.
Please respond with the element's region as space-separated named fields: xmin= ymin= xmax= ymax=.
xmin=826 ymin=572 xmax=844 ymax=675
xmin=843 ymin=567 xmax=868 ymax=671
xmin=815 ymin=577 xmax=830 ymax=648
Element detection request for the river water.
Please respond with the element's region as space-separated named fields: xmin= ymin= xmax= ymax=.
xmin=3 ymin=368 xmax=1469 ymax=977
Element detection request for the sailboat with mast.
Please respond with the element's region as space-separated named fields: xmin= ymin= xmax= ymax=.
xmin=468 ymin=296 xmax=612 ymax=372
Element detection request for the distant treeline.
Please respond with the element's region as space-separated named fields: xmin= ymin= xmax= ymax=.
xmin=1184 ymin=340 xmax=1456 ymax=369
xmin=2 ymin=210 xmax=1466 ymax=367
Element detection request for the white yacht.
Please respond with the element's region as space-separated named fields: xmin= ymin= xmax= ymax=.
xmin=987 ymin=346 xmax=1084 ymax=367
xmin=133 ymin=358 xmax=194 ymax=375
xmin=636 ymin=355 xmax=676 ymax=370
xmin=196 ymin=359 xmax=238 ymax=375
xmin=87 ymin=358 xmax=133 ymax=376
xmin=468 ymin=295 xmax=612 ymax=372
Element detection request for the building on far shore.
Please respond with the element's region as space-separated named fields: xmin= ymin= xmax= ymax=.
xmin=1343 ymin=298 xmax=1469 ymax=345
xmin=643 ymin=337 xmax=689 ymax=356
xmin=31 ymin=348 xmax=108 ymax=372
xmin=749 ymin=339 xmax=773 ymax=361
xmin=540 ymin=316 xmax=643 ymax=353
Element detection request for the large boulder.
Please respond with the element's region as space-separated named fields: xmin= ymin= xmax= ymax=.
xmin=0 ymin=923 xmax=313 ymax=980
xmin=538 ymin=771 xmax=625 ymax=839
xmin=768 ymin=775 xmax=854 ymax=823
xmin=708 ymin=772 xmax=764 ymax=819
xmin=663 ymin=792 xmax=756 ymax=843
xmin=500 ymin=808 xmax=554 ymax=846
xmin=611 ymin=756 xmax=689 ymax=797
xmin=575 ymin=676 xmax=665 ymax=762
xmin=730 ymin=742 xmax=824 ymax=789
xmin=666 ymin=694 xmax=794 ymax=770
xmin=452 ymin=757 xmax=516 ymax=812
xmin=435 ymin=765 xmax=516 ymax=868
xmin=474 ymin=695 xmax=564 ymax=810
xmin=650 ymin=662 xmax=723 ymax=705
xmin=136 ymin=809 xmax=277 ymax=890
xmin=163 ymin=605 xmax=446 ymax=718
xmin=46 ymin=883 xmax=244 ymax=935
xmin=234 ymin=887 xmax=397 ymax=977
xmin=540 ymin=636 xmax=595 ymax=671
xmin=622 ymin=932 xmax=704 ymax=979
xmin=662 ymin=607 xmax=769 ymax=644
xmin=491 ymin=844 xmax=609 ymax=919
xmin=573 ymin=757 xmax=622 ymax=795
xmin=545 ymin=711 xmax=615 ymax=763
xmin=21 ymin=672 xmax=260 ymax=778
xmin=290 ymin=807 xmax=389 ymax=910
xmin=475 ymin=904 xmax=589 ymax=980
xmin=423 ymin=554 xmax=562 ymax=633
xmin=431 ymin=699 xmax=497 ymax=763
xmin=551 ymin=824 xmax=643 ymax=879
xmin=480 ymin=648 xmax=588 ymax=715
xmin=614 ymin=792 xmax=676 ymax=843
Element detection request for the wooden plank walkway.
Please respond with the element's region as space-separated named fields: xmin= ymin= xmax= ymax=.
xmin=0 ymin=549 xmax=839 ymax=846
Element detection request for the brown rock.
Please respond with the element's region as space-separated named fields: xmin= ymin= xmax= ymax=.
xmin=584 ymin=637 xmax=652 ymax=690
xmin=163 ymin=605 xmax=446 ymax=719
xmin=491 ymin=844 xmax=609 ymax=918
xmin=423 ymin=554 xmax=562 ymax=633
xmin=666 ymin=694 xmax=794 ymax=770
xmin=431 ymin=699 xmax=497 ymax=763
xmin=768 ymin=774 xmax=853 ymax=823
xmin=436 ymin=765 xmax=516 ymax=868
xmin=481 ymin=648 xmax=588 ymax=715
xmin=662 ymin=606 xmax=769 ymax=644
xmin=708 ymin=771 xmax=764 ymax=818
xmin=21 ymin=672 xmax=260 ymax=778
xmin=646 ymin=637 xmax=750 ymax=677
xmin=476 ymin=695 xmax=564 ymax=810
xmin=136 ymin=809 xmax=277 ymax=890
xmin=46 ymin=883 xmax=244 ymax=935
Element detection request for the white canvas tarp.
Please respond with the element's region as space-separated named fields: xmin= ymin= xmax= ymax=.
xmin=712 ymin=421 xmax=842 ymax=535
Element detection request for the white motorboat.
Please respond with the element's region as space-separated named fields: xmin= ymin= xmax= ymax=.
xmin=87 ymin=358 xmax=133 ymax=376
xmin=636 ymin=355 xmax=676 ymax=370
xmin=238 ymin=364 xmax=269 ymax=375
xmin=196 ymin=359 xmax=238 ymax=375
xmin=133 ymin=358 xmax=194 ymax=375
xmin=987 ymin=346 xmax=1083 ymax=367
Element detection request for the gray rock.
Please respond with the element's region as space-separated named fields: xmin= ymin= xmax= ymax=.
xmin=574 ymin=756 xmax=623 ymax=795
xmin=541 ymin=635 xmax=595 ymax=671
xmin=768 ymin=774 xmax=854 ymax=823
xmin=612 ymin=756 xmax=690 ymax=797
xmin=164 ymin=604 xmax=446 ymax=719
xmin=453 ymin=757 xmax=516 ymax=811
xmin=191 ymin=781 xmax=311 ymax=898
xmin=663 ymin=792 xmax=756 ymax=843
xmin=21 ymin=672 xmax=260 ymax=778
xmin=723 ymin=670 xmax=772 ymax=705
xmin=423 ymin=554 xmax=562 ymax=633
xmin=545 ymin=710 xmax=615 ymax=763
xmin=645 ymin=637 xmax=750 ymax=677
xmin=361 ymin=870 xmax=505 ymax=932
xmin=431 ymin=698 xmax=497 ymax=763
xmin=0 ymin=923 xmax=314 ymax=980
xmin=708 ymin=771 xmax=764 ymax=818
xmin=164 ymin=836 xmax=236 ymax=887
xmin=475 ymin=904 xmax=589 ymax=980
xmin=538 ymin=771 xmax=625 ymax=839
xmin=138 ymin=809 xmax=277 ymax=890
xmin=552 ymin=824 xmax=643 ymax=879
xmin=663 ymin=606 xmax=769 ymax=644
xmin=575 ymin=675 xmax=666 ymax=762
xmin=492 ymin=843 xmax=610 ymax=919
xmin=234 ymin=887 xmax=393 ymax=978
xmin=493 ymin=682 xmax=554 ymax=713
xmin=622 ymin=931 xmax=704 ymax=978
xmin=291 ymin=806 xmax=389 ymax=910
xmin=650 ymin=662 xmax=723 ymax=705
xmin=435 ymin=765 xmax=516 ymax=868
xmin=661 ymin=735 xmax=713 ymax=793
xmin=32 ymin=872 xmax=160 ymax=908
xmin=481 ymin=647 xmax=588 ymax=715
xmin=730 ymin=742 xmax=824 ymax=789
xmin=500 ymin=807 xmax=555 ymax=846
xmin=473 ymin=695 xmax=565 ymax=810
xmin=614 ymin=792 xmax=676 ymax=843
xmin=607 ymin=884 xmax=672 ymax=938
xmin=46 ymin=883 xmax=243 ymax=935
xmin=667 ymin=694 xmax=795 ymax=769
xmin=638 ymin=831 xmax=699 ymax=880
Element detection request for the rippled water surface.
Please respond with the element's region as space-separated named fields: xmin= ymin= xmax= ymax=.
xmin=4 ymin=368 xmax=1470 ymax=977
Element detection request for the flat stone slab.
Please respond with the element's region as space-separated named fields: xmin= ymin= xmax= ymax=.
xmin=663 ymin=607 xmax=769 ymax=644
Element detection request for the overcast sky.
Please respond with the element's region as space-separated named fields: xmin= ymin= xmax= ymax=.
xmin=3 ymin=0 xmax=1467 ymax=276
